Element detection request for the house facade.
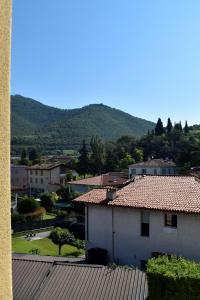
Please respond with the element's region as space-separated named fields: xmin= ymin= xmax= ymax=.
xmin=129 ymin=159 xmax=177 ymax=176
xmin=28 ymin=163 xmax=65 ymax=194
xmin=11 ymin=164 xmax=28 ymax=189
xmin=75 ymin=176 xmax=200 ymax=268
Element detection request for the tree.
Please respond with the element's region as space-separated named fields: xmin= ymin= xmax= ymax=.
xmin=66 ymin=170 xmax=73 ymax=182
xmin=21 ymin=149 xmax=26 ymax=160
xmin=132 ymin=148 xmax=143 ymax=163
xmin=155 ymin=118 xmax=164 ymax=136
xmin=90 ymin=136 xmax=105 ymax=175
xmin=18 ymin=196 xmax=39 ymax=214
xmin=119 ymin=153 xmax=135 ymax=169
xmin=174 ymin=122 xmax=183 ymax=132
xmin=166 ymin=118 xmax=173 ymax=134
xmin=40 ymin=192 xmax=54 ymax=212
xmin=50 ymin=227 xmax=75 ymax=255
xmin=184 ymin=121 xmax=189 ymax=134
xmin=28 ymin=148 xmax=40 ymax=163
xmin=77 ymin=140 xmax=90 ymax=177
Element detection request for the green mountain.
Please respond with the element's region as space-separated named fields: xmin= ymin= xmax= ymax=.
xmin=11 ymin=95 xmax=155 ymax=153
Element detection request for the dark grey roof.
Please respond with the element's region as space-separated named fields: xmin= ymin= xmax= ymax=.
xmin=13 ymin=258 xmax=148 ymax=300
xmin=12 ymin=253 xmax=85 ymax=263
xmin=12 ymin=259 xmax=52 ymax=300
xmin=129 ymin=159 xmax=176 ymax=168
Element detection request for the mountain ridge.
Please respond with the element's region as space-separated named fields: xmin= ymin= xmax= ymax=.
xmin=11 ymin=95 xmax=155 ymax=152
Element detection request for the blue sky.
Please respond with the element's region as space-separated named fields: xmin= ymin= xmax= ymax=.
xmin=12 ymin=0 xmax=200 ymax=125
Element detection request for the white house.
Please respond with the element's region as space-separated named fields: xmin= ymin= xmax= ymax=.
xmin=74 ymin=175 xmax=200 ymax=269
xmin=128 ymin=159 xmax=177 ymax=177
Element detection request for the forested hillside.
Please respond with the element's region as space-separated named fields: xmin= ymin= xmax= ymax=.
xmin=11 ymin=95 xmax=155 ymax=153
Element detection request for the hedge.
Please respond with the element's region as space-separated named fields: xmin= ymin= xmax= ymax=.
xmin=147 ymin=255 xmax=200 ymax=300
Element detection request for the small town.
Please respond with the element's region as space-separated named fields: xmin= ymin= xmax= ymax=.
xmin=1 ymin=1 xmax=200 ymax=299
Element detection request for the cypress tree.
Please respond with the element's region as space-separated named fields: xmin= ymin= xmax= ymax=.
xmin=155 ymin=118 xmax=164 ymax=136
xmin=184 ymin=121 xmax=189 ymax=133
xmin=167 ymin=118 xmax=173 ymax=134
xmin=21 ymin=149 xmax=26 ymax=160
xmin=77 ymin=140 xmax=90 ymax=178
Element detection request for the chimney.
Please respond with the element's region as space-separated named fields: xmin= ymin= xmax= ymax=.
xmin=106 ymin=187 xmax=117 ymax=201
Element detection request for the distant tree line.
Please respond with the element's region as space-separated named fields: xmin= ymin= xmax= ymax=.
xmin=16 ymin=117 xmax=200 ymax=174
xmin=76 ymin=118 xmax=200 ymax=175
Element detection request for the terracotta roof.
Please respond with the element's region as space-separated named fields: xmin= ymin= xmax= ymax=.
xmin=13 ymin=258 xmax=148 ymax=300
xmin=68 ymin=172 xmax=129 ymax=186
xmin=74 ymin=176 xmax=200 ymax=214
xmin=129 ymin=159 xmax=176 ymax=168
xmin=28 ymin=162 xmax=61 ymax=170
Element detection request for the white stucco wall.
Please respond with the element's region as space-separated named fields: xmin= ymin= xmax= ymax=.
xmin=129 ymin=166 xmax=177 ymax=176
xmin=86 ymin=205 xmax=200 ymax=267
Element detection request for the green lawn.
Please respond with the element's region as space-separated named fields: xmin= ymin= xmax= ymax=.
xmin=43 ymin=213 xmax=56 ymax=220
xmin=12 ymin=237 xmax=84 ymax=257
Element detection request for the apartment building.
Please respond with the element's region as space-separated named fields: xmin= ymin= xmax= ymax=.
xmin=28 ymin=163 xmax=65 ymax=194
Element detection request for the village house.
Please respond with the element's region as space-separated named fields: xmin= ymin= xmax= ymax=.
xmin=74 ymin=175 xmax=200 ymax=269
xmin=128 ymin=158 xmax=177 ymax=176
xmin=28 ymin=162 xmax=67 ymax=194
xmin=68 ymin=172 xmax=129 ymax=193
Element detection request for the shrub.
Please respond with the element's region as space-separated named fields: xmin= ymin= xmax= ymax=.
xmin=18 ymin=196 xmax=39 ymax=214
xmin=72 ymin=239 xmax=85 ymax=250
xmin=25 ymin=207 xmax=46 ymax=220
xmin=11 ymin=213 xmax=26 ymax=224
xmin=147 ymin=255 xmax=200 ymax=300
xmin=40 ymin=192 xmax=54 ymax=212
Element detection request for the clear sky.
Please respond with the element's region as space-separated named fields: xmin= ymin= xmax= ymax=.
xmin=11 ymin=0 xmax=200 ymax=125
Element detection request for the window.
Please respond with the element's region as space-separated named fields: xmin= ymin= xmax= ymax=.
xmin=35 ymin=178 xmax=38 ymax=183
xmin=164 ymin=213 xmax=177 ymax=228
xmin=154 ymin=169 xmax=157 ymax=175
xmin=35 ymin=170 xmax=38 ymax=175
xmin=162 ymin=168 xmax=166 ymax=175
xmin=30 ymin=170 xmax=32 ymax=175
xmin=41 ymin=170 xmax=43 ymax=176
xmin=30 ymin=178 xmax=32 ymax=183
xmin=141 ymin=212 xmax=150 ymax=237
xmin=41 ymin=178 xmax=43 ymax=184
xmin=142 ymin=169 xmax=146 ymax=175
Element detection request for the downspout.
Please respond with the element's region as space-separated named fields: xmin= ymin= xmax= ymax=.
xmin=112 ymin=207 xmax=115 ymax=262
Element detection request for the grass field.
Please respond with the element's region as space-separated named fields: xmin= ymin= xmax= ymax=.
xmin=42 ymin=213 xmax=56 ymax=220
xmin=12 ymin=237 xmax=84 ymax=257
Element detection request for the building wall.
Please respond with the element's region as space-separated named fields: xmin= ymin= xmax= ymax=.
xmin=28 ymin=166 xmax=61 ymax=193
xmin=11 ymin=165 xmax=28 ymax=188
xmin=86 ymin=205 xmax=200 ymax=268
xmin=69 ymin=184 xmax=94 ymax=193
xmin=129 ymin=166 xmax=177 ymax=176
xmin=0 ymin=0 xmax=13 ymax=297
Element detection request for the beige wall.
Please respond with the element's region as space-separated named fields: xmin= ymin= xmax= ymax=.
xmin=0 ymin=0 xmax=12 ymax=298
xmin=28 ymin=166 xmax=61 ymax=193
